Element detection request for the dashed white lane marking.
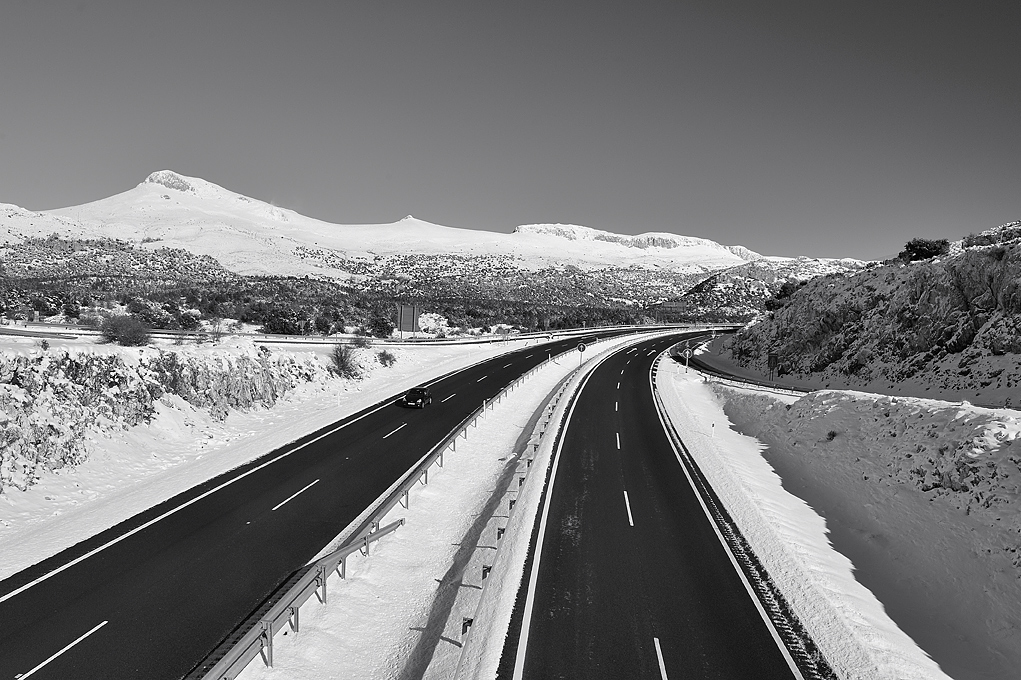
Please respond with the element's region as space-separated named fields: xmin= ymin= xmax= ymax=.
xmin=383 ymin=423 xmax=407 ymax=439
xmin=617 ymin=381 xmax=620 ymax=389
xmin=621 ymin=369 xmax=625 ymax=375
xmin=654 ymin=637 xmax=669 ymax=679
xmin=616 ymin=432 xmax=621 ymax=450
xmin=477 ymin=375 xmax=487 ymax=382
xmin=525 ymin=354 xmax=533 ymax=358
xmin=272 ymin=479 xmax=320 ymax=511
xmin=503 ymin=363 xmax=513 ymax=368
xmin=441 ymin=394 xmax=456 ymax=403
xmin=19 ymin=620 xmax=108 ymax=679
xmin=615 ymin=401 xmax=618 ymax=412
xmin=623 ymin=491 xmax=634 ymax=526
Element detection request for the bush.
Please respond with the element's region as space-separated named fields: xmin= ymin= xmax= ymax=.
xmin=376 ymin=349 xmax=397 ymax=367
xmin=898 ymin=238 xmax=950 ymax=262
xmin=352 ymin=335 xmax=372 ymax=348
xmin=368 ymin=315 xmax=396 ymax=338
xmin=100 ymin=315 xmax=152 ymax=346
xmin=330 ymin=344 xmax=361 ymax=379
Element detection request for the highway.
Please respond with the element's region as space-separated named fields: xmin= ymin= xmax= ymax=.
xmin=507 ymin=335 xmax=799 ymax=679
xmin=0 ymin=329 xmax=639 ymax=680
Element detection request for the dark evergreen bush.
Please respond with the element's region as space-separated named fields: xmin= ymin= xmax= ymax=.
xmin=100 ymin=315 xmax=152 ymax=346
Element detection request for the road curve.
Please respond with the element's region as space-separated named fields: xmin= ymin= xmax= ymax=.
xmin=507 ymin=335 xmax=798 ymax=679
xmin=0 ymin=330 xmax=638 ymax=680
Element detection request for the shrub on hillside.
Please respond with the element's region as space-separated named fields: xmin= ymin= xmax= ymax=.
xmin=899 ymin=238 xmax=950 ymax=262
xmin=376 ymin=349 xmax=397 ymax=367
xmin=330 ymin=344 xmax=361 ymax=379
xmin=100 ymin=315 xmax=152 ymax=346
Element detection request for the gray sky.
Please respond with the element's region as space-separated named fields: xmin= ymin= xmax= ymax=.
xmin=1 ymin=1 xmax=1017 ymax=260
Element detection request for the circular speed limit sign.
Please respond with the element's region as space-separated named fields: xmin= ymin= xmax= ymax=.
xmin=577 ymin=342 xmax=587 ymax=353
xmin=682 ymin=348 xmax=693 ymax=359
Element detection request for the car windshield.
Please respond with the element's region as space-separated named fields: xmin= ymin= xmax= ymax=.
xmin=407 ymin=389 xmax=427 ymax=397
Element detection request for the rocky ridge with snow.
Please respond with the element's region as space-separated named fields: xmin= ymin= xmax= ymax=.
xmin=0 ymin=342 xmax=334 ymax=493
xmin=725 ymin=222 xmax=1021 ymax=404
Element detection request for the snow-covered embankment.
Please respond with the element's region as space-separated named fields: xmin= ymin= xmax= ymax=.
xmin=656 ymin=360 xmax=955 ymax=680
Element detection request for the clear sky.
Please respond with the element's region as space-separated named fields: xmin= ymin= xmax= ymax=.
xmin=0 ymin=1 xmax=1017 ymax=260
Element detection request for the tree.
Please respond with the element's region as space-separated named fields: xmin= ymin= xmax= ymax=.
xmin=368 ymin=315 xmax=395 ymax=338
xmin=899 ymin=238 xmax=950 ymax=262
xmin=100 ymin=315 xmax=151 ymax=346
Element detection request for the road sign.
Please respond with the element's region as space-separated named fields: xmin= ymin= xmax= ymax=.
xmin=682 ymin=348 xmax=693 ymax=359
xmin=577 ymin=342 xmax=587 ymax=353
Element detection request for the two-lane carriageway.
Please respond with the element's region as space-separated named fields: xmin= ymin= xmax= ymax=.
xmin=508 ymin=335 xmax=799 ymax=679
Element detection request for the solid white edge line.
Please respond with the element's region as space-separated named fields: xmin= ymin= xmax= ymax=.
xmin=648 ymin=353 xmax=806 ymax=680
xmin=623 ymin=491 xmax=634 ymax=526
xmin=654 ymin=636 xmax=668 ymax=680
xmin=19 ymin=620 xmax=108 ymax=679
xmin=441 ymin=394 xmax=456 ymax=403
xmin=0 ymin=392 xmax=401 ymax=606
xmin=383 ymin=423 xmax=407 ymax=439
xmin=511 ymin=348 xmax=619 ymax=680
xmin=271 ymin=479 xmax=320 ymax=512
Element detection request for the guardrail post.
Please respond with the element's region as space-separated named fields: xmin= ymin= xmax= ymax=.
xmin=482 ymin=565 xmax=492 ymax=580
xmin=259 ymin=620 xmax=274 ymax=667
xmin=400 ymin=488 xmax=410 ymax=509
xmin=316 ymin=564 xmax=328 ymax=605
xmin=288 ymin=605 xmax=300 ymax=632
xmin=518 ymin=475 xmax=525 ymax=487
xmin=420 ymin=468 xmax=429 ymax=485
xmin=497 ymin=527 xmax=505 ymax=540
xmin=462 ymin=618 xmax=474 ymax=636
xmin=337 ymin=556 xmax=346 ymax=580
xmin=508 ymin=499 xmax=516 ymax=511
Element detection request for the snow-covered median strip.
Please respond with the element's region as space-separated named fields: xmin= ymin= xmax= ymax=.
xmin=655 ymin=360 xmax=952 ymax=680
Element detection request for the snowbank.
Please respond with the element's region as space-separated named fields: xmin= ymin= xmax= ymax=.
xmin=712 ymin=383 xmax=1021 ymax=680
xmin=656 ymin=361 xmax=952 ymax=680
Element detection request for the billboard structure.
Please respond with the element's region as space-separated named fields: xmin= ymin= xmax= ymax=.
xmin=395 ymin=303 xmax=421 ymax=338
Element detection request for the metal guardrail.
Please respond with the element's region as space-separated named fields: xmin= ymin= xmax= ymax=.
xmin=193 ymin=334 xmax=618 ymax=679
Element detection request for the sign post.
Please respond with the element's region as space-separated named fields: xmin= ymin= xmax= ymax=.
xmin=577 ymin=341 xmax=586 ymax=367
xmin=395 ymin=304 xmax=421 ymax=340
xmin=681 ymin=347 xmax=693 ymax=373
xmin=767 ymin=353 xmax=779 ymax=381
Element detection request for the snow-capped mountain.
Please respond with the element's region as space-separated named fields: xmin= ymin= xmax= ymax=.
xmin=1 ymin=171 xmax=864 ymax=311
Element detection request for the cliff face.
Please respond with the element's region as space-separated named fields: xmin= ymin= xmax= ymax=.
xmin=726 ymin=242 xmax=1021 ymax=401
xmin=0 ymin=346 xmax=330 ymax=492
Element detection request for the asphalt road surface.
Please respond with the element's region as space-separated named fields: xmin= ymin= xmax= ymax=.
xmin=510 ymin=335 xmax=798 ymax=680
xmin=0 ymin=330 xmax=641 ymax=680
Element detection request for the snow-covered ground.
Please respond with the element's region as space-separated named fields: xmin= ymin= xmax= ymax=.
xmin=663 ymin=360 xmax=1021 ymax=680
xmin=7 ymin=330 xmax=1010 ymax=680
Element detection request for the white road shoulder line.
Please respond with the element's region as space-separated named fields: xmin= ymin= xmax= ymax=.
xmin=19 ymin=620 xmax=108 ymax=679
xmin=383 ymin=423 xmax=407 ymax=439
xmin=271 ymin=479 xmax=320 ymax=512
xmin=654 ymin=637 xmax=669 ymax=680
xmin=623 ymin=491 xmax=634 ymax=526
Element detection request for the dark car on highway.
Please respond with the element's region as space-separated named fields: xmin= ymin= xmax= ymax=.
xmin=398 ymin=386 xmax=433 ymax=408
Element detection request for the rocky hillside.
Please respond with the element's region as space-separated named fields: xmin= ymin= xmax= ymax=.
xmin=0 ymin=344 xmax=330 ymax=493
xmin=724 ymin=223 xmax=1021 ymax=405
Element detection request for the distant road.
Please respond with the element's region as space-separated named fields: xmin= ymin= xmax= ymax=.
xmin=0 ymin=329 xmax=640 ymax=680
xmin=507 ymin=335 xmax=798 ymax=679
